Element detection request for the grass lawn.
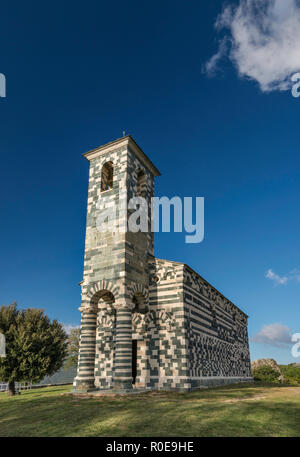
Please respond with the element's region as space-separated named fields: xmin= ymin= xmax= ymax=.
xmin=0 ymin=383 xmax=300 ymax=437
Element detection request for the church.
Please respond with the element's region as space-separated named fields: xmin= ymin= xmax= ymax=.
xmin=74 ymin=135 xmax=252 ymax=392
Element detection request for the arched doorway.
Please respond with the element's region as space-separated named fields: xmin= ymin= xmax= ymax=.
xmin=93 ymin=290 xmax=116 ymax=389
xmin=75 ymin=289 xmax=116 ymax=391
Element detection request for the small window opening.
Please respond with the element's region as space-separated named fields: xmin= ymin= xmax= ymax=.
xmin=132 ymin=293 xmax=148 ymax=314
xmin=101 ymin=161 xmax=113 ymax=192
xmin=137 ymin=170 xmax=147 ymax=197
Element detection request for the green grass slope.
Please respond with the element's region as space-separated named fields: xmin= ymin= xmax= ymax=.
xmin=1 ymin=383 xmax=300 ymax=437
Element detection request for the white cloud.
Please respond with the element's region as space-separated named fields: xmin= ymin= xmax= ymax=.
xmin=265 ymin=268 xmax=288 ymax=285
xmin=205 ymin=0 xmax=300 ymax=92
xmin=265 ymin=268 xmax=300 ymax=285
xmin=204 ymin=37 xmax=228 ymax=75
xmin=288 ymin=268 xmax=300 ymax=282
xmin=63 ymin=324 xmax=80 ymax=334
xmin=251 ymin=323 xmax=292 ymax=347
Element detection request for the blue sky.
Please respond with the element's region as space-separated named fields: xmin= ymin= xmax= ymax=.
xmin=0 ymin=0 xmax=300 ymax=364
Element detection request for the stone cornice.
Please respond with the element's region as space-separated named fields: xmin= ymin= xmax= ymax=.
xmin=151 ymin=256 xmax=249 ymax=319
xmin=83 ymin=135 xmax=161 ymax=177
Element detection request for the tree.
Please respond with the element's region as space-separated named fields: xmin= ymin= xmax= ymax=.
xmin=0 ymin=303 xmax=68 ymax=396
xmin=64 ymin=327 xmax=80 ymax=369
xmin=252 ymin=365 xmax=282 ymax=383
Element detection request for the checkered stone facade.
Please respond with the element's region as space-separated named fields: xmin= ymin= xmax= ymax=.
xmin=183 ymin=267 xmax=252 ymax=388
xmin=74 ymin=136 xmax=252 ymax=393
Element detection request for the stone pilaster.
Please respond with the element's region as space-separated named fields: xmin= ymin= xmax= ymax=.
xmin=74 ymin=307 xmax=97 ymax=392
xmin=113 ymin=305 xmax=133 ymax=390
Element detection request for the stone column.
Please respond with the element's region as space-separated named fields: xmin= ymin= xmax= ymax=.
xmin=74 ymin=307 xmax=97 ymax=392
xmin=114 ymin=305 xmax=133 ymax=390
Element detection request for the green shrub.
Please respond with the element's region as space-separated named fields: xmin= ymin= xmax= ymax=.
xmin=279 ymin=365 xmax=300 ymax=385
xmin=0 ymin=303 xmax=68 ymax=396
xmin=252 ymin=365 xmax=281 ymax=383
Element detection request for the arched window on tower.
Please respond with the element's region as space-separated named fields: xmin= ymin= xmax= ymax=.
xmin=137 ymin=169 xmax=147 ymax=197
xmin=101 ymin=161 xmax=113 ymax=192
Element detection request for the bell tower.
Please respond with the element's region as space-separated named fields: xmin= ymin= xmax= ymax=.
xmin=74 ymin=136 xmax=160 ymax=392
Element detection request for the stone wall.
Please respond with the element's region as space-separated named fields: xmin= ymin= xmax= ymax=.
xmin=147 ymin=258 xmax=189 ymax=390
xmin=183 ymin=265 xmax=252 ymax=388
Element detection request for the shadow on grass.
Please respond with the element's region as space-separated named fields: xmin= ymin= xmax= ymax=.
xmin=128 ymin=382 xmax=285 ymax=403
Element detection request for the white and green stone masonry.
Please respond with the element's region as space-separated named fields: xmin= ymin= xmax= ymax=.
xmin=74 ymin=136 xmax=252 ymax=392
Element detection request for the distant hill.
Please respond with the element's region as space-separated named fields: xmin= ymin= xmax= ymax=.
xmin=0 ymin=365 xmax=77 ymax=391
xmin=251 ymin=358 xmax=300 ymax=385
xmin=40 ymin=366 xmax=77 ymax=385
xmin=251 ymin=358 xmax=283 ymax=382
